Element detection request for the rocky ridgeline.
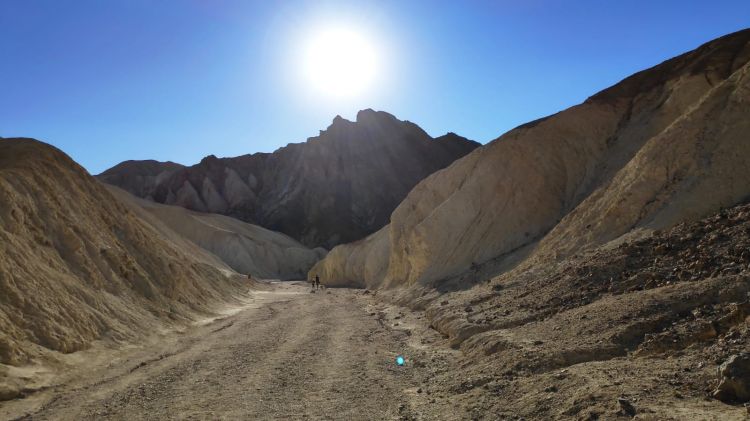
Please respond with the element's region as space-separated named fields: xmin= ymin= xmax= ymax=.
xmin=312 ymin=28 xmax=750 ymax=289
xmin=99 ymin=110 xmax=478 ymax=248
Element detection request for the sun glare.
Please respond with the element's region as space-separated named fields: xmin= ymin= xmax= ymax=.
xmin=304 ymin=28 xmax=378 ymax=99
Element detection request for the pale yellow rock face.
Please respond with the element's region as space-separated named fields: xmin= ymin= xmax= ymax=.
xmin=309 ymin=227 xmax=389 ymax=288
xmin=536 ymin=62 xmax=750 ymax=260
xmin=312 ymin=30 xmax=750 ymax=289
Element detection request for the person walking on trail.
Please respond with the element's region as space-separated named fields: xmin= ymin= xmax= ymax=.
xmin=315 ymin=275 xmax=321 ymax=290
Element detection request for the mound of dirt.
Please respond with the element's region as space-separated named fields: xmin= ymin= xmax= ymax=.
xmin=0 ymin=138 xmax=246 ymax=391
xmin=108 ymin=186 xmax=326 ymax=280
xmin=312 ymin=28 xmax=750 ymax=289
xmin=99 ymin=110 xmax=479 ymax=248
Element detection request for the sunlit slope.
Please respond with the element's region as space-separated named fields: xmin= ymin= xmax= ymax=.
xmin=99 ymin=110 xmax=479 ymax=248
xmin=312 ymin=28 xmax=750 ymax=288
xmin=0 ymin=138 xmax=244 ymax=366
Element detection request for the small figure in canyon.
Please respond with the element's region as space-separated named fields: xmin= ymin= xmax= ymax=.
xmin=315 ymin=275 xmax=321 ymax=289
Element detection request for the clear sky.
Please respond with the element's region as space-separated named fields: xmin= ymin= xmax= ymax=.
xmin=1 ymin=1 xmax=748 ymax=174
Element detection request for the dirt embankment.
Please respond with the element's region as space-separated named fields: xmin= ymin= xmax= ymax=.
xmin=0 ymin=138 xmax=248 ymax=400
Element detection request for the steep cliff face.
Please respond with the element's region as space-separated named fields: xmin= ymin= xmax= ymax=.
xmin=108 ymin=186 xmax=326 ymax=280
xmin=0 ymin=138 xmax=244 ymax=367
xmin=311 ymin=29 xmax=750 ymax=288
xmin=98 ymin=110 xmax=479 ymax=248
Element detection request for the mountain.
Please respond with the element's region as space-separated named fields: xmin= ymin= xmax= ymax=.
xmin=108 ymin=185 xmax=326 ymax=280
xmin=0 ymin=138 xmax=247 ymax=382
xmin=98 ymin=160 xmax=184 ymax=200
xmin=307 ymin=28 xmax=750 ymax=419
xmin=98 ymin=110 xmax=479 ymax=248
xmin=311 ymin=28 xmax=750 ymax=289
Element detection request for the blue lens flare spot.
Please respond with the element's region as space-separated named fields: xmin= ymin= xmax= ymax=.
xmin=396 ymin=355 xmax=405 ymax=366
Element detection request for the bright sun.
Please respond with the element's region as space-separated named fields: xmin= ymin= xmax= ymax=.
xmin=304 ymin=28 xmax=378 ymax=98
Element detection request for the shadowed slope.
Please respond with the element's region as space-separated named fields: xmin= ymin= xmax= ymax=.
xmin=99 ymin=110 xmax=479 ymax=248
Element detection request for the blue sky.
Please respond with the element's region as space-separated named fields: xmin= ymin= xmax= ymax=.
xmin=1 ymin=1 xmax=748 ymax=174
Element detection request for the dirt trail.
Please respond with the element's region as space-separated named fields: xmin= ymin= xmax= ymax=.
xmin=1 ymin=282 xmax=444 ymax=420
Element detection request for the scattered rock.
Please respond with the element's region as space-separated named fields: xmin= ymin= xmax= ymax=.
xmin=617 ymin=397 xmax=636 ymax=417
xmin=713 ymin=353 xmax=750 ymax=403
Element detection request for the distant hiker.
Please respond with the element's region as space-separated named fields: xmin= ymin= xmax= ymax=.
xmin=315 ymin=275 xmax=321 ymax=289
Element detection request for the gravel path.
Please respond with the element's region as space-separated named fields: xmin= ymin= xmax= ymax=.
xmin=8 ymin=282 xmax=425 ymax=420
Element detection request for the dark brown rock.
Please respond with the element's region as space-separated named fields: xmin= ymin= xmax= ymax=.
xmin=713 ymin=353 xmax=750 ymax=403
xmin=98 ymin=110 xmax=478 ymax=248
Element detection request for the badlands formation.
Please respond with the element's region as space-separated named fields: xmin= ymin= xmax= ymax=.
xmin=309 ymin=28 xmax=750 ymax=418
xmin=0 ymin=139 xmax=248 ymax=396
xmin=108 ymin=186 xmax=325 ymax=280
xmin=1 ymin=29 xmax=750 ymax=420
xmin=99 ymin=110 xmax=479 ymax=248
xmin=312 ymin=29 xmax=750 ymax=288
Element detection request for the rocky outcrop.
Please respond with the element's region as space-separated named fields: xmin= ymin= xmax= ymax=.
xmin=0 ymin=138 xmax=245 ymax=367
xmin=108 ymin=186 xmax=326 ymax=280
xmin=713 ymin=353 xmax=750 ymax=403
xmin=98 ymin=111 xmax=479 ymax=248
xmin=311 ymin=28 xmax=750 ymax=289
xmin=96 ymin=160 xmax=184 ymax=200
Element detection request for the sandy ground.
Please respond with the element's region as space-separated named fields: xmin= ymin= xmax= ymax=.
xmin=0 ymin=282 xmax=456 ymax=420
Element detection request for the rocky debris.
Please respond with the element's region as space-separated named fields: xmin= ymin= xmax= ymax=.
xmin=99 ymin=110 xmax=478 ymax=248
xmin=372 ymin=180 xmax=750 ymax=419
xmin=713 ymin=354 xmax=750 ymax=403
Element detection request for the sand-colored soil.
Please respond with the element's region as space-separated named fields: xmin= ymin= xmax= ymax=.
xmin=0 ymin=138 xmax=246 ymax=399
xmin=0 ymin=283 xmax=454 ymax=420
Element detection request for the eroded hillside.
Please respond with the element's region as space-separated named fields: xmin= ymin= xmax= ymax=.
xmin=310 ymin=27 xmax=750 ymax=420
xmin=99 ymin=110 xmax=479 ymax=248
xmin=108 ymin=185 xmax=326 ymax=280
xmin=312 ymin=28 xmax=750 ymax=289
xmin=0 ymin=138 xmax=247 ymax=399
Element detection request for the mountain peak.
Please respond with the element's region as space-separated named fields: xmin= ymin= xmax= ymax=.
xmin=356 ymin=108 xmax=396 ymax=124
